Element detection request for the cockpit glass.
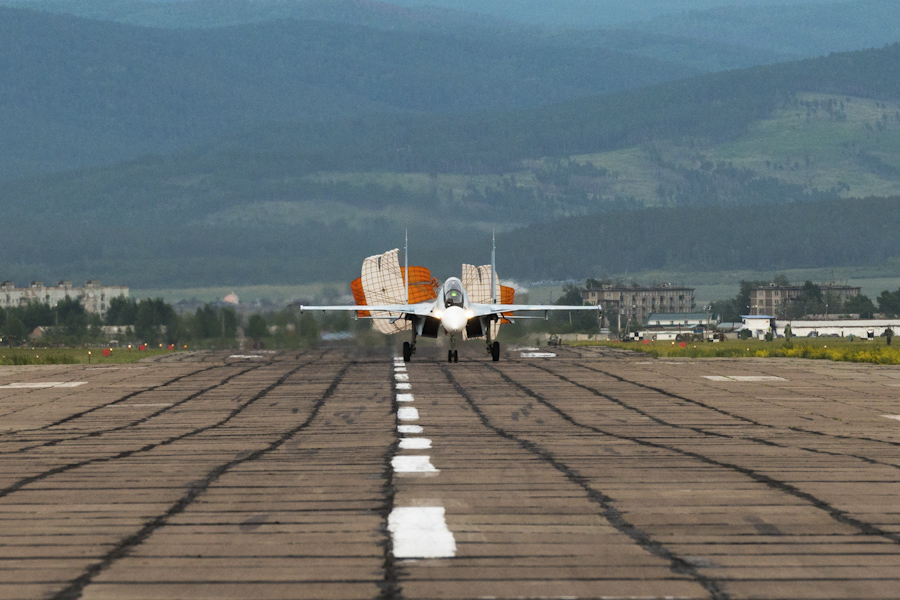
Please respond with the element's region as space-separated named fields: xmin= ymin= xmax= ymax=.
xmin=444 ymin=282 xmax=464 ymax=308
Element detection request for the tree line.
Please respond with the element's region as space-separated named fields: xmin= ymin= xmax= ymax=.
xmin=0 ymin=297 xmax=322 ymax=349
xmin=711 ymin=279 xmax=900 ymax=322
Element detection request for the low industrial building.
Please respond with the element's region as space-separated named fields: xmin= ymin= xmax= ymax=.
xmin=775 ymin=319 xmax=899 ymax=339
xmin=740 ymin=315 xmax=898 ymax=339
xmin=639 ymin=312 xmax=719 ymax=341
xmin=0 ymin=280 xmax=128 ymax=316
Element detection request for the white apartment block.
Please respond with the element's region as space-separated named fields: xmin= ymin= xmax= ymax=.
xmin=0 ymin=280 xmax=128 ymax=316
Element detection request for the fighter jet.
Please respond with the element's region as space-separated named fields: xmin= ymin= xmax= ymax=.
xmin=301 ymin=236 xmax=600 ymax=362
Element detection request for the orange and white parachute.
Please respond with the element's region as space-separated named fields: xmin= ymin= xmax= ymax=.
xmin=351 ymin=249 xmax=514 ymax=338
xmin=461 ymin=263 xmax=515 ymax=338
xmin=350 ymin=249 xmax=438 ymax=334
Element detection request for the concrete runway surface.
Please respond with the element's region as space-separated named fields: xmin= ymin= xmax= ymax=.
xmin=2 ymin=345 xmax=900 ymax=600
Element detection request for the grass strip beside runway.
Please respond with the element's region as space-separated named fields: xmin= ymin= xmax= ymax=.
xmin=0 ymin=347 xmax=176 ymax=365
xmin=580 ymin=338 xmax=900 ymax=364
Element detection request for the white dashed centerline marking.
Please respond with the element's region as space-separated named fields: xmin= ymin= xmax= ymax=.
xmin=704 ymin=376 xmax=786 ymax=382
xmin=398 ymin=407 xmax=419 ymax=421
xmin=399 ymin=438 xmax=432 ymax=450
xmin=521 ymin=352 xmax=557 ymax=358
xmin=390 ymin=359 xmax=456 ymax=561
xmin=388 ymin=507 xmax=457 ymax=558
xmin=392 ymin=455 xmax=438 ymax=473
xmin=882 ymin=415 xmax=900 ymax=421
xmin=0 ymin=382 xmax=87 ymax=389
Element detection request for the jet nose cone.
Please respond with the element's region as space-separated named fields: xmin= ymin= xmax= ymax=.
xmin=441 ymin=306 xmax=467 ymax=334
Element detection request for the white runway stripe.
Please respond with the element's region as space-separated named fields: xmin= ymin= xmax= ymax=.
xmin=398 ymin=407 xmax=419 ymax=421
xmin=399 ymin=438 xmax=432 ymax=450
xmin=392 ymin=455 xmax=438 ymax=473
xmin=396 ymin=382 xmax=411 ymax=390
xmin=388 ymin=507 xmax=456 ymax=558
xmin=0 ymin=382 xmax=87 ymax=388
xmin=398 ymin=425 xmax=423 ymax=434
xmin=704 ymin=375 xmax=786 ymax=381
xmin=397 ymin=393 xmax=414 ymax=402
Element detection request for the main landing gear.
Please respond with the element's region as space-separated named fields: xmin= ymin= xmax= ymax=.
xmin=486 ymin=327 xmax=500 ymax=362
xmin=402 ymin=341 xmax=413 ymax=362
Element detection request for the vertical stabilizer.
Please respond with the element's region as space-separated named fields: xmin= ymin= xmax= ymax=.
xmin=404 ymin=230 xmax=409 ymax=304
xmin=491 ymin=230 xmax=497 ymax=305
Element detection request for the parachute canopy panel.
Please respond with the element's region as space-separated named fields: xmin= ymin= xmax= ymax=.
xmin=462 ymin=263 xmax=515 ymax=336
xmin=355 ymin=249 xmax=438 ymax=334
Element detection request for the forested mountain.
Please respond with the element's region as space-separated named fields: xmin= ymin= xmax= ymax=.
xmin=1 ymin=0 xmax=503 ymax=31
xmin=2 ymin=42 xmax=899 ymax=288
xmin=303 ymin=0 xmax=852 ymax=28
xmin=3 ymin=0 xmax=846 ymax=29
xmin=8 ymin=0 xmax=898 ymax=70
xmin=627 ymin=0 xmax=900 ymax=58
xmin=0 ymin=5 xmax=698 ymax=179
xmin=498 ymin=196 xmax=900 ymax=280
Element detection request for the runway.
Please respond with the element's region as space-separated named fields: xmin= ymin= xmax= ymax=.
xmin=2 ymin=345 xmax=900 ymax=599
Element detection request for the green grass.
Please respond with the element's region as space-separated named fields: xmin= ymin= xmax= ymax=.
xmin=579 ymin=336 xmax=900 ymax=364
xmin=0 ymin=347 xmax=177 ymax=365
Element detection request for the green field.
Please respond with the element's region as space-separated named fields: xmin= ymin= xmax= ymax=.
xmin=0 ymin=347 xmax=178 ymax=365
xmin=582 ymin=336 xmax=900 ymax=364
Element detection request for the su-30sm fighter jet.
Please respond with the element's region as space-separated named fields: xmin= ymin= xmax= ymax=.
xmin=301 ymin=238 xmax=600 ymax=362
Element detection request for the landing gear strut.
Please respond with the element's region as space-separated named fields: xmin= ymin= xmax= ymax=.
xmin=448 ymin=334 xmax=458 ymax=363
xmin=486 ymin=325 xmax=500 ymax=362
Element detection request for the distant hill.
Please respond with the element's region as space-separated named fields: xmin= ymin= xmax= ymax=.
xmin=497 ymin=195 xmax=900 ymax=281
xmin=8 ymin=0 xmax=898 ymax=71
xmin=0 ymin=5 xmax=698 ymax=179
xmin=627 ymin=0 xmax=900 ymax=58
xmin=1 ymin=0 xmax=504 ymax=31
xmin=2 ymin=43 xmax=900 ymax=287
xmin=371 ymin=0 xmax=845 ymax=28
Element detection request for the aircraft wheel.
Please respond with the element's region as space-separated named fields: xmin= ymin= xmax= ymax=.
xmin=453 ymin=350 xmax=459 ymax=363
xmin=403 ymin=342 xmax=412 ymax=362
xmin=491 ymin=341 xmax=500 ymax=362
xmin=448 ymin=350 xmax=454 ymax=363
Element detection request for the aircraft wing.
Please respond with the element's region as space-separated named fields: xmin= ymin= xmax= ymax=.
xmin=300 ymin=303 xmax=435 ymax=317
xmin=470 ymin=303 xmax=601 ymax=317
